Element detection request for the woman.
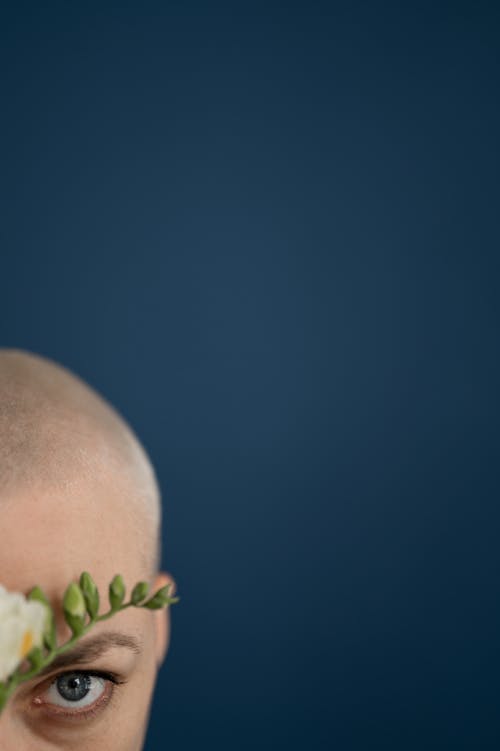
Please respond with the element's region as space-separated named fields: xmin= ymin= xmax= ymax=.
xmin=0 ymin=348 xmax=176 ymax=750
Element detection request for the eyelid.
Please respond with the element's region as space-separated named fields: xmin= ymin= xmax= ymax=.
xmin=32 ymin=669 xmax=126 ymax=721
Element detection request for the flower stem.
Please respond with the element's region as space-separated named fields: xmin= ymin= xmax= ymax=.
xmin=0 ymin=601 xmax=134 ymax=713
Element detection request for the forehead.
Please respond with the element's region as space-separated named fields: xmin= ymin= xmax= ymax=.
xmin=0 ymin=480 xmax=147 ymax=612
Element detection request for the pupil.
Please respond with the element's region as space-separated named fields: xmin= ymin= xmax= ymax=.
xmin=56 ymin=672 xmax=92 ymax=702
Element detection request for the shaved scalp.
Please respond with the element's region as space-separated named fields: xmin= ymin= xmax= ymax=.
xmin=0 ymin=348 xmax=162 ymax=578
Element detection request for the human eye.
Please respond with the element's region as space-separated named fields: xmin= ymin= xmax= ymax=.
xmin=31 ymin=669 xmax=127 ymax=722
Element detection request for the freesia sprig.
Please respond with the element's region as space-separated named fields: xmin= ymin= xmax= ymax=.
xmin=0 ymin=572 xmax=179 ymax=714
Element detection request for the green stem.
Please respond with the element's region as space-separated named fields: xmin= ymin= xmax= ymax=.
xmin=0 ymin=601 xmax=134 ymax=713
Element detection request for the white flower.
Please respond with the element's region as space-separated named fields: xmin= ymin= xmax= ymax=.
xmin=0 ymin=584 xmax=48 ymax=683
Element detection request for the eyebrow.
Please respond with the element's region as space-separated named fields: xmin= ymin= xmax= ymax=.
xmin=33 ymin=631 xmax=143 ymax=680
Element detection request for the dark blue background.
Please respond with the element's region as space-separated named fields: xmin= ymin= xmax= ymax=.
xmin=1 ymin=2 xmax=499 ymax=748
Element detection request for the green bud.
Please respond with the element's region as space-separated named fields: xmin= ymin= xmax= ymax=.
xmin=28 ymin=586 xmax=57 ymax=651
xmin=27 ymin=645 xmax=44 ymax=671
xmin=131 ymin=581 xmax=150 ymax=605
xmin=142 ymin=584 xmax=180 ymax=609
xmin=80 ymin=571 xmax=100 ymax=619
xmin=42 ymin=616 xmax=57 ymax=652
xmin=109 ymin=574 xmax=125 ymax=611
xmin=63 ymin=582 xmax=86 ymax=636
xmin=63 ymin=582 xmax=86 ymax=618
xmin=27 ymin=585 xmax=50 ymax=607
xmin=64 ymin=612 xmax=86 ymax=637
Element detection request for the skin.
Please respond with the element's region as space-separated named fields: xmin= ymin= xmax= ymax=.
xmin=0 ymin=349 xmax=176 ymax=749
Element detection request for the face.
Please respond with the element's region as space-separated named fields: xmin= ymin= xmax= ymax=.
xmin=0 ymin=472 xmax=174 ymax=750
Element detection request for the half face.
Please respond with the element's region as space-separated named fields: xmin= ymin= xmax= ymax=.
xmin=0 ymin=478 xmax=172 ymax=750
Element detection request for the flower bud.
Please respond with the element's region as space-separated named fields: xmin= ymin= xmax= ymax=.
xmin=142 ymin=584 xmax=180 ymax=609
xmin=108 ymin=574 xmax=125 ymax=611
xmin=27 ymin=585 xmax=50 ymax=608
xmin=62 ymin=582 xmax=86 ymax=636
xmin=131 ymin=581 xmax=150 ymax=605
xmin=27 ymin=645 xmax=44 ymax=670
xmin=79 ymin=572 xmax=100 ymax=620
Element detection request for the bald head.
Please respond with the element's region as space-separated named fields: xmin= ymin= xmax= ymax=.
xmin=0 ymin=347 xmax=162 ymax=578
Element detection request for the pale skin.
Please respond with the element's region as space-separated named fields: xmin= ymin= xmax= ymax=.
xmin=0 ymin=349 xmax=176 ymax=750
xmin=0 ymin=481 xmax=176 ymax=750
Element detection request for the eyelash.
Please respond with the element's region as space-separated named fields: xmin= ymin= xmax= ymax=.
xmin=34 ymin=670 xmax=127 ymax=722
